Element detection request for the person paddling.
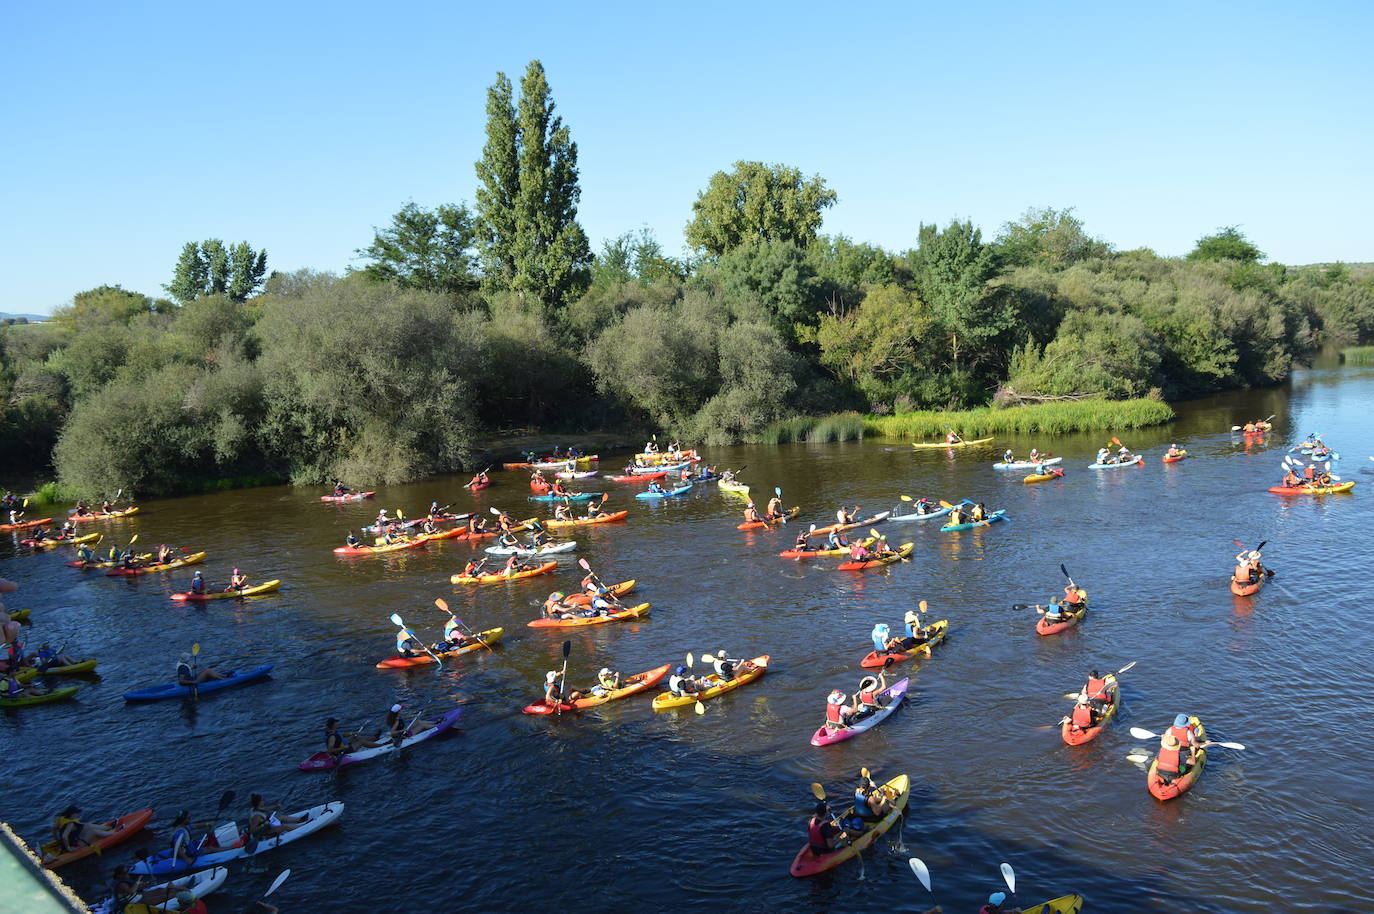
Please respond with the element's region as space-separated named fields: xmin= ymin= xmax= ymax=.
xmin=49 ymin=806 xmax=115 ymax=854
xmin=765 ymin=494 xmax=784 ymax=519
xmin=806 ymin=799 xmax=846 ymax=854
xmin=851 ymin=772 xmax=893 ymax=821
xmin=667 ymin=665 xmax=702 ymax=697
xmin=1067 ymin=693 xmax=1098 ymax=734
xmin=743 ymin=501 xmax=764 ymax=524
xmin=1233 ymin=549 xmax=1264 ymax=587
xmin=981 ymin=891 xmax=1022 ymax=914
xmin=1084 ymin=669 xmax=1112 ymax=711
xmin=824 ymin=689 xmax=856 ymax=730
xmin=323 ymin=716 xmax=381 ymax=758
xmin=792 ymin=529 xmax=814 ymax=552
xmin=851 ymin=670 xmax=888 ymax=716
xmin=177 ymin=653 xmax=228 ymax=685
xmin=189 ymin=571 xmax=207 ymax=595
xmin=344 ymin=530 xmax=361 ymax=550
xmin=394 ymin=623 xmax=426 ymax=658
xmin=226 ymin=568 xmax=247 ymax=591
xmin=835 ymin=505 xmax=858 ymax=527
xmin=248 ymin=793 xmax=303 ymax=838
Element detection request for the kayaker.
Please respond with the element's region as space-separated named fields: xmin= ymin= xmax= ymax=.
xmin=970 ymin=503 xmax=987 ymax=522
xmin=466 ymin=515 xmax=488 ymax=535
xmin=27 ymin=643 xmax=79 ymax=670
xmin=824 ymin=689 xmax=856 ymax=729
xmin=981 ymin=892 xmax=1021 ymax=914
xmin=324 ymin=717 xmax=382 ymax=757
xmin=1029 ymin=447 xmax=1042 ymax=461
xmin=1096 ymin=447 xmax=1111 ymax=465
xmin=743 ymin=501 xmax=763 ymax=523
xmin=107 ymin=865 xmax=160 ymax=908
xmin=543 ymin=670 xmax=582 ymax=705
xmin=554 ymin=503 xmax=573 ymax=521
xmin=1003 ymin=448 xmax=1015 ymax=463
xmin=848 ymin=540 xmax=873 ymax=562
xmin=643 ymin=440 xmax=658 ymax=453
xmin=588 ymin=668 xmax=621 ymax=697
xmin=1233 ymin=550 xmax=1264 ymax=586
xmin=189 ymin=571 xmax=207 ymax=595
xmin=1168 ymin=713 xmax=1198 ymax=750
xmin=870 ymin=623 xmax=891 ymax=653
xmin=1316 ymin=470 xmax=1334 ymax=486
xmin=7 ymin=509 xmax=22 ymax=525
xmin=166 ymin=811 xmax=211 ymax=869
xmin=1084 ymin=669 xmax=1112 ymax=710
xmin=1303 ymin=463 xmax=1315 ymax=482
xmin=497 ymin=511 xmax=517 ymax=533
xmin=226 ymin=568 xmax=247 ymax=591
xmin=806 ymin=800 xmax=846 ymax=854
xmin=1166 ymin=443 xmax=1184 ymax=458
xmin=503 ymin=554 xmax=531 ymax=576
xmin=852 ymin=774 xmax=893 ymax=821
xmin=551 ymin=478 xmax=571 ymax=497
xmin=99 ymin=499 xmax=114 ymax=513
xmin=648 ymin=480 xmax=668 ymax=496
xmin=1155 ymin=731 xmax=1197 ymax=786
xmin=667 ymin=665 xmax=703 ymax=697
xmin=589 ymin=589 xmax=622 ymax=617
xmin=852 ymin=671 xmax=888 ymax=714
xmin=176 ymin=653 xmax=228 ymax=685
xmin=587 ymin=495 xmax=609 ymax=518
xmin=394 ymin=624 xmax=426 ymax=657
xmin=1067 ymin=693 xmax=1097 ymax=733
xmin=498 ymin=529 xmax=522 ymax=549
xmin=1117 ymin=444 xmax=1132 ymax=460
xmin=375 ymin=509 xmax=390 ymax=527
xmin=901 ymin=607 xmax=927 ymax=645
xmin=59 ymin=520 xmax=76 ymax=538
xmin=75 ymin=543 xmax=95 ymax=565
xmin=1040 ymin=601 xmax=1065 ymax=625
xmin=792 ymin=529 xmax=813 ymax=552
xmin=1061 ymin=585 xmax=1086 ymax=607
xmin=345 ymin=531 xmax=361 ymax=549
xmin=333 ymin=481 xmax=350 ymax=496
xmin=462 ymin=558 xmax=487 ymax=578
xmin=174 ymin=891 xmax=208 ymax=914
xmin=542 ymin=592 xmax=572 ymax=619
xmin=947 ymin=505 xmax=964 ymax=526
xmin=710 ymin=650 xmax=741 ymax=680
xmin=49 ymin=806 xmax=115 ymax=852
xmin=835 ymin=505 xmax=858 ymax=526
xmin=248 ymin=793 xmax=304 ymax=838
xmin=765 ymin=495 xmax=784 ymax=519
xmin=945 ymin=430 xmax=963 ymax=445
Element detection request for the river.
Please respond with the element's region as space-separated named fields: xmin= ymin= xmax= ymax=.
xmin=4 ymin=361 xmax=1372 ymax=913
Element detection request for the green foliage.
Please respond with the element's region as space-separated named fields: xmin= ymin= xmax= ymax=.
xmin=1341 ymin=346 xmax=1374 ymax=365
xmin=1187 ymin=226 xmax=1263 ymax=264
xmin=167 ymin=240 xmax=268 ymax=303
xmin=804 ymin=284 xmax=937 ymax=405
xmin=865 ymin=398 xmax=1175 ymax=439
xmin=908 ymin=220 xmax=1008 ymax=369
xmin=685 ymin=161 xmax=836 ymax=257
xmin=995 ymin=207 xmax=1111 ymax=269
xmin=357 ymin=202 xmax=480 ymax=296
xmin=1007 ymin=310 xmax=1161 ymax=399
xmin=52 ymin=285 xmax=165 ymax=331
xmin=760 ymin=412 xmax=866 ymax=444
xmin=710 ymin=240 xmax=824 ymax=333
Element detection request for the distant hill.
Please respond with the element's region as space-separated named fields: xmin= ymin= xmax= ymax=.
xmin=1293 ymin=262 xmax=1374 ymax=278
xmin=0 ymin=313 xmax=47 ymax=323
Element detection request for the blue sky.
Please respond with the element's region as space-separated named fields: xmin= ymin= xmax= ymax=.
xmin=3 ymin=1 xmax=1370 ymax=313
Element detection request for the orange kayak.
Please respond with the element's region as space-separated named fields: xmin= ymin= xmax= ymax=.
xmin=451 ymin=560 xmax=557 ymax=584
xmin=563 ymin=580 xmax=636 ymax=606
xmin=41 ymin=808 xmax=153 ymax=869
xmin=546 ymin=510 xmax=629 ymax=529
xmin=737 ymin=507 xmax=800 ymax=530
xmin=527 ymin=602 xmax=649 ymax=628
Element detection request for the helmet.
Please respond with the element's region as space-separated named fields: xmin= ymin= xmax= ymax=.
xmin=989 ymin=892 xmax=1007 ymax=906
xmin=675 ymin=666 xmax=687 ymax=675
xmin=1174 ymin=713 xmax=1190 ymax=727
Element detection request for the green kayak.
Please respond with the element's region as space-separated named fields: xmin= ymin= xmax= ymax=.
xmin=0 ymin=685 xmax=80 ymax=708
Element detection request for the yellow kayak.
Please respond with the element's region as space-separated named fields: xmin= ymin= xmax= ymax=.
xmin=912 ymin=436 xmax=994 ymax=449
xmin=789 ymin=774 xmax=910 ymax=876
xmin=652 ymin=655 xmax=769 ymax=710
xmin=717 ymin=479 xmax=750 ymax=496
xmin=171 ymin=580 xmax=282 ymax=602
xmin=26 ymin=532 xmax=100 ymax=550
xmin=1024 ymin=895 xmax=1085 ymax=913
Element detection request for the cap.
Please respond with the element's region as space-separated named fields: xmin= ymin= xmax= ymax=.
xmin=390 ymin=703 xmax=402 ymax=713
xmin=1162 ymin=733 xmax=1180 ymax=749
xmin=1248 ymin=551 xmax=1261 ymax=560
xmin=674 ymin=665 xmax=687 ymax=675
xmin=599 ymin=667 xmax=612 ymax=677
xmin=828 ymin=689 xmax=844 ymax=703
xmin=989 ymin=892 xmax=1007 ymax=906
xmin=1076 ymin=693 xmax=1088 ymax=704
xmin=546 ymin=672 xmax=557 ymax=683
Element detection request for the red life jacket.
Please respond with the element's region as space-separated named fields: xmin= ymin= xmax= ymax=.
xmin=858 ymin=689 xmax=876 ymax=706
xmin=1072 ymin=705 xmax=1093 ymax=728
xmin=1304 ymin=466 xmax=1315 ymax=480
xmin=1157 ymin=744 xmax=1182 ymax=773
xmin=1168 ymin=724 xmax=1194 ymax=747
xmin=826 ymin=703 xmax=844 ymax=724
xmin=1086 ymin=677 xmax=1108 ymax=699
xmin=1063 ymin=587 xmax=1085 ymax=605
xmin=808 ymin=816 xmax=829 ymax=851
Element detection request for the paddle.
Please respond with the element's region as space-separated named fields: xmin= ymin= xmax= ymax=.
xmin=1001 ymin=861 xmax=1017 ymax=898
xmin=1060 ymin=563 xmax=1077 ymax=589
xmin=1059 ymin=661 xmax=1137 ymax=699
xmin=908 ymin=857 xmax=942 ymax=909
xmin=388 ymin=613 xmax=443 ymax=668
xmin=1128 ymin=726 xmax=1245 ymax=750
xmin=433 ymin=598 xmax=494 ymax=653
xmin=189 ymin=642 xmax=201 ymax=701
xmin=556 ymin=640 xmax=571 ymax=715
xmin=264 ymin=869 xmax=290 ymax=899
xmin=577 ymin=558 xmax=604 ymax=590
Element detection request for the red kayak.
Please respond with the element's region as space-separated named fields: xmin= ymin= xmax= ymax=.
xmin=737 ymin=508 xmax=800 ymax=530
xmin=467 ymin=479 xmax=491 ymax=491
xmin=609 ymin=471 xmax=667 ymax=482
xmin=1036 ymin=600 xmax=1088 ymax=635
xmin=320 ymin=492 xmax=375 ymax=503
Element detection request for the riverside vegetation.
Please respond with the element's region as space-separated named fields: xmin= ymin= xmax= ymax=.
xmin=3 ymin=62 xmax=1373 ymax=498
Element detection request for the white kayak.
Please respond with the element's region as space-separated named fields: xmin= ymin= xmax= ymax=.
xmin=992 ymin=456 xmax=1062 ymax=470
xmin=554 ymin=470 xmax=598 ymax=479
xmin=91 ymin=866 xmax=229 ymax=913
xmin=888 ymin=506 xmax=952 ymax=522
xmin=298 ymin=708 xmax=463 ymax=770
xmin=484 ymin=541 xmax=578 ymax=556
xmin=131 ymin=803 xmax=344 ymax=875
xmin=1088 ymin=456 xmax=1144 ymax=469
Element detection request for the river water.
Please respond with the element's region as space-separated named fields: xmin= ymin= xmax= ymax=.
xmin=4 ymin=363 xmax=1372 ymax=913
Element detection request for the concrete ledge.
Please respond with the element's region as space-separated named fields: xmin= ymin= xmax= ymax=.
xmin=0 ymin=822 xmax=92 ymax=913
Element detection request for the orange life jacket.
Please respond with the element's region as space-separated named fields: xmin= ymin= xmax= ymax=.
xmin=1234 ymin=564 xmax=1251 ymax=583
xmin=1168 ymin=724 xmax=1194 ymax=747
xmin=1085 ymin=677 xmax=1109 ymax=701
xmin=1063 ymin=587 xmax=1085 ymax=605
xmin=826 ymin=703 xmax=844 ymax=724
xmin=1072 ymin=705 xmax=1093 ymax=728
xmin=1157 ymin=745 xmax=1182 ymax=774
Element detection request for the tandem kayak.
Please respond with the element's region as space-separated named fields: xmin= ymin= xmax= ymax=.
xmin=629 ymin=461 xmax=689 ymax=474
xmin=555 ymin=470 xmax=598 ymax=479
xmin=1162 ymin=450 xmax=1189 ymax=464
xmin=1148 ymin=716 xmax=1207 ymax=801
xmin=68 ymin=553 xmax=152 ymax=570
xmin=1036 ymin=598 xmax=1088 ymax=636
xmin=1088 ymin=456 xmax=1144 ymax=469
xmin=21 ymin=532 xmax=101 ymax=550
xmin=789 ymin=774 xmax=909 ymax=876
xmin=545 ymin=510 xmax=629 ymax=529
xmin=17 ymin=659 xmax=99 ymax=679
xmin=993 ymin=456 xmax=1062 ymax=470
xmin=1268 ymin=481 xmax=1355 ymax=495
xmin=527 ymin=602 xmax=650 ymax=628
xmin=320 ymin=492 xmax=374 ymax=502
xmin=563 ymin=580 xmax=636 ymax=606
xmin=41 ymin=808 xmax=153 ymax=869
xmin=635 ymin=484 xmax=693 ymax=500
xmin=888 ymin=506 xmax=952 ymax=522
xmin=717 ymin=480 xmax=750 ymax=496
xmin=485 ymin=541 xmax=577 ymax=556
xmin=811 ymin=511 xmax=891 ymax=537
xmin=652 ymin=655 xmax=768 ymax=710
xmin=836 ymin=542 xmax=914 ymax=570
xmin=1023 ymin=896 xmax=1086 ymax=914
xmin=1061 ymin=675 xmax=1119 ymax=745
xmin=859 ymin=619 xmax=950 ymax=668
xmin=91 ymin=866 xmax=228 ymax=914
xmin=69 ymin=506 xmax=141 ymax=523
xmin=0 ymin=685 xmax=80 ymax=708
xmin=911 ymin=436 xmax=993 ymax=449
xmin=299 ymin=707 xmax=463 ymax=770
xmin=334 ymin=537 xmax=429 ymax=556
xmin=779 ymin=537 xmax=875 ymax=560
xmin=105 ymin=552 xmax=208 ymax=576
xmin=529 ymin=492 xmax=598 ymax=502
xmin=524 ymin=663 xmax=671 ymax=713
xmin=451 ymin=560 xmax=557 ymax=584
xmin=609 ymin=471 xmax=665 ymax=482
xmin=810 ymin=677 xmax=909 ymax=747
xmin=375 ymin=628 xmax=503 ymax=667
xmin=171 ymin=580 xmax=282 ymax=601
xmin=738 ymin=507 xmax=800 ymax=530
xmin=130 ymin=802 xmax=343 ymax=875
xmin=0 ymin=516 xmax=52 ymax=531
xmin=940 ymin=510 xmax=1007 ymax=532
xmin=123 ymin=665 xmax=274 ymax=702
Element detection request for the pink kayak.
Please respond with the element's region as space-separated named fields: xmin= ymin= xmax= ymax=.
xmin=809 ymin=677 xmax=908 ymax=747
xmin=320 ymin=491 xmax=375 ymax=502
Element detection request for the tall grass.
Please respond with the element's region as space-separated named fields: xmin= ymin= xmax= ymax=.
xmin=759 ymin=412 xmax=867 ymax=444
xmin=865 ymin=398 xmax=1175 ymax=439
xmin=1341 ymin=346 xmax=1374 ymax=366
xmin=27 ymin=481 xmax=77 ymax=506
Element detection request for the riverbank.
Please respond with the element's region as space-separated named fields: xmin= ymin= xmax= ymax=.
xmin=1340 ymin=345 xmax=1374 ymax=365
xmin=761 ymin=397 xmax=1175 ymax=444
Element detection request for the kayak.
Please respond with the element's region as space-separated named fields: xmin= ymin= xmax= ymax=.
xmin=171 ymin=580 xmax=282 ymax=601
xmin=527 ymin=601 xmax=650 ymax=628
xmin=811 ymin=511 xmax=892 ymax=537
xmin=1088 ymin=456 xmax=1144 ymax=469
xmin=940 ymin=510 xmax=1007 ymax=531
xmin=563 ymin=580 xmax=637 ymax=606
xmin=1268 ymin=481 xmax=1355 ymax=495
xmin=717 ymin=480 xmax=750 ymax=496
xmin=993 ymin=456 xmax=1062 ymax=470
xmin=529 ymin=492 xmax=598 ymax=502
xmin=1061 ymin=674 xmax=1119 ymax=745
xmin=1024 ymin=469 xmax=1065 ymax=484
xmin=529 ymin=476 xmax=551 ymax=494
xmin=299 ymin=707 xmax=464 ymax=770
xmin=545 ymin=510 xmax=629 ymax=529
xmin=523 ymin=663 xmax=671 ymax=713
xmin=466 ymin=478 xmax=491 ymax=490
xmin=836 ymin=542 xmax=915 ymax=570
xmin=0 ymin=516 xmax=52 ymax=531
xmin=888 ymin=506 xmax=952 ymax=522
xmin=1148 ymin=715 xmax=1207 ymax=800
xmin=810 ymin=677 xmax=909 ymax=746
xmin=375 ymin=628 xmax=504 ymax=668
xmin=653 ymin=655 xmax=769 ymax=710
xmin=555 ymin=470 xmax=598 ymax=480
xmin=911 ymin=436 xmax=994 ymax=449
xmin=22 ymin=532 xmax=101 ymax=550
xmin=6 ymin=608 xmax=30 ymax=621
xmin=68 ymin=553 xmax=153 ymax=570
xmin=123 ymin=664 xmax=274 ymax=702
xmin=629 ymin=461 xmax=689 ymax=474
xmin=451 ymin=560 xmax=557 ymax=584
xmin=503 ymin=462 xmax=531 ymax=471
xmin=1036 ymin=598 xmax=1088 ymax=636
xmin=1230 ymin=574 xmax=1263 ymax=596
xmin=0 ymin=685 xmax=80 ymax=707
xmin=334 ymin=536 xmax=429 ymax=556
xmin=779 ymin=536 xmax=875 ymax=560
xmin=859 ymin=619 xmax=950 ymax=668
xmin=530 ymin=456 xmax=596 ymax=470
xmin=789 ymin=773 xmax=909 ymax=876
xmin=69 ymin=506 xmax=141 ymax=523
xmin=361 ymin=516 xmax=428 ymax=534
xmin=609 ymin=471 xmax=666 ymax=482
xmin=1162 ymin=450 xmax=1189 ymax=463
xmin=91 ymin=866 xmax=229 ymax=914
xmin=737 ymin=507 xmax=800 ymax=530
xmin=634 ymin=484 xmax=693 ymax=499
xmin=485 ymin=540 xmax=577 ymax=556
xmin=18 ymin=659 xmax=99 ymax=679
xmin=41 ymin=808 xmax=153 ymax=869
xmin=130 ymin=802 xmax=343 ymax=875
xmin=320 ymin=491 xmax=374 ymax=502
xmin=105 ymin=552 xmax=208 ymax=576
xmin=634 ymin=449 xmax=698 ymax=463
xmin=1023 ymin=896 xmax=1086 ymax=914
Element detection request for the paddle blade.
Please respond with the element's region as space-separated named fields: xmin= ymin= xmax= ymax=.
xmin=217 ymin=789 xmax=235 ymax=812
xmin=265 ymin=869 xmax=291 ymax=897
xmin=191 ymin=641 xmax=201 ymax=656
xmin=1000 ymin=862 xmax=1016 ymax=893
xmin=1116 ymin=661 xmax=1137 ymax=675
xmin=434 ymin=598 xmax=449 ymax=612
xmin=919 ymin=599 xmax=928 ymax=611
xmin=129 ymin=534 xmax=139 ymax=545
xmin=686 ymin=652 xmax=694 ymax=668
xmin=908 ymin=857 xmax=932 ymax=892
xmin=1215 ymin=741 xmax=1246 ymax=750
xmin=389 ymin=613 xmax=404 ymax=626
xmin=578 ymin=558 xmax=591 ymax=571
xmin=1129 ymin=726 xmax=1158 ymax=740
xmin=693 ymin=700 xmax=706 ymax=715
xmin=489 ymin=507 xmax=501 ymax=515
xmin=561 ymin=640 xmax=571 ymax=658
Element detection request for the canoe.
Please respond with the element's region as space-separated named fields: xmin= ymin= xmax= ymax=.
xmin=563 ymin=580 xmax=636 ymax=606
xmin=527 ymin=601 xmax=650 ymax=628
xmin=545 ymin=510 xmax=629 ymax=529
xmin=653 ymin=655 xmax=769 ymax=710
xmin=1024 ymin=896 xmax=1086 ymax=914
xmin=1088 ymin=456 xmax=1144 ymax=469
xmin=1148 ymin=716 xmax=1207 ymax=800
xmin=859 ymin=620 xmax=950 ymax=668
xmin=609 ymin=471 xmax=665 ymax=482
xmin=717 ymin=480 xmax=750 ymax=495
xmin=375 ymin=628 xmax=504 ymax=668
xmin=41 ymin=808 xmax=153 ymax=869
xmin=298 ymin=707 xmax=463 ymax=770
xmin=523 ymin=663 xmax=671 ymax=713
xmin=810 ymin=677 xmax=909 ymax=747
xmin=0 ymin=685 xmax=80 ymax=707
xmin=105 ymin=552 xmax=208 ymax=576
xmin=20 ymin=659 xmax=99 ymax=678
xmin=836 ymin=542 xmax=914 ymax=570
xmin=0 ymin=516 xmax=52 ymax=531
xmin=529 ymin=492 xmax=598 ymax=502
xmin=888 ymin=506 xmax=952 ymax=522
xmin=334 ymin=536 xmax=429 ymax=556
xmin=1061 ymin=675 xmax=1119 ymax=745
xmin=940 ymin=509 xmax=1007 ymax=532
xmin=737 ymin=507 xmax=800 ymax=530
xmin=123 ymin=665 xmax=274 ymax=702
xmin=130 ymin=802 xmax=343 ymax=875
xmin=779 ymin=536 xmax=875 ymax=560
xmin=1036 ymin=598 xmax=1088 ymax=636
xmin=22 ymin=532 xmax=101 ymax=550
xmin=451 ymin=560 xmax=557 ymax=584
xmin=320 ymin=492 xmax=374 ymax=502
xmin=789 ymin=774 xmax=909 ymax=877
xmin=171 ymin=580 xmax=282 ymax=602
xmin=69 ymin=506 xmax=141 ymax=523
xmin=485 ymin=540 xmax=577 ymax=556
xmin=993 ymin=456 xmax=1062 ymax=470
xmin=1268 ymin=481 xmax=1355 ymax=495
xmin=1024 ymin=469 xmax=1065 ymax=484
xmin=1162 ymin=450 xmax=1189 ymax=464
xmin=911 ymin=436 xmax=994 ymax=449
xmin=811 ymin=511 xmax=892 ymax=537
xmin=634 ymin=484 xmax=693 ymax=499
xmin=1230 ymin=574 xmax=1263 ymax=596
xmin=92 ymin=866 xmax=229 ymax=913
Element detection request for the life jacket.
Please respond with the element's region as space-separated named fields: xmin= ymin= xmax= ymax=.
xmin=1233 ymin=564 xmax=1250 ymax=583
xmin=858 ymin=688 xmax=877 ymax=707
xmin=827 ymin=532 xmax=844 ymax=548
xmin=807 ymin=816 xmax=830 ymax=852
xmin=56 ymin=815 xmax=82 ymax=849
xmin=849 ymin=543 xmax=865 ymax=559
xmin=1157 ymin=744 xmax=1182 ymax=774
xmin=1168 ymin=724 xmax=1194 ymax=747
xmin=176 ymin=662 xmax=193 ymax=682
xmin=1071 ymin=704 xmax=1093 ymax=728
xmin=1304 ymin=465 xmax=1315 ymax=480
xmin=668 ymin=674 xmax=690 ymax=694
xmin=1063 ymin=587 xmax=1085 ymax=606
xmin=1085 ymin=677 xmax=1109 ymax=701
xmin=853 ymin=788 xmax=876 ymax=818
xmin=826 ymin=703 xmax=844 ymax=724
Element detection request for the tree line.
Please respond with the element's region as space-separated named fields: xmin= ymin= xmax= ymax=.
xmin=3 ymin=60 xmax=1372 ymax=496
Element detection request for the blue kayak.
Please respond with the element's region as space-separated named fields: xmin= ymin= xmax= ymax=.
xmin=528 ymin=493 xmax=598 ymax=502
xmin=635 ymin=484 xmax=693 ymax=500
xmin=940 ymin=509 xmax=1007 ymax=532
xmin=123 ymin=665 xmax=274 ymax=702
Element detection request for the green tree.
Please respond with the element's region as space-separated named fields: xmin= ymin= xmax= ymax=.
xmin=167 ymin=240 xmax=268 ymax=303
xmin=53 ymin=285 xmax=163 ymax=331
xmin=685 ymin=161 xmax=836 ymax=257
xmin=908 ymin=220 xmax=1005 ymax=371
xmin=1187 ymin=226 xmax=1263 ymax=263
xmin=805 ymin=284 xmax=937 ymax=405
xmin=1006 ymin=310 xmax=1161 ymax=399
xmin=995 ymin=207 xmax=1111 ymax=268
xmin=168 ymin=244 xmax=207 ymax=304
xmin=228 ymin=241 xmax=270 ymax=301
xmin=356 ymin=202 xmax=479 ymax=295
